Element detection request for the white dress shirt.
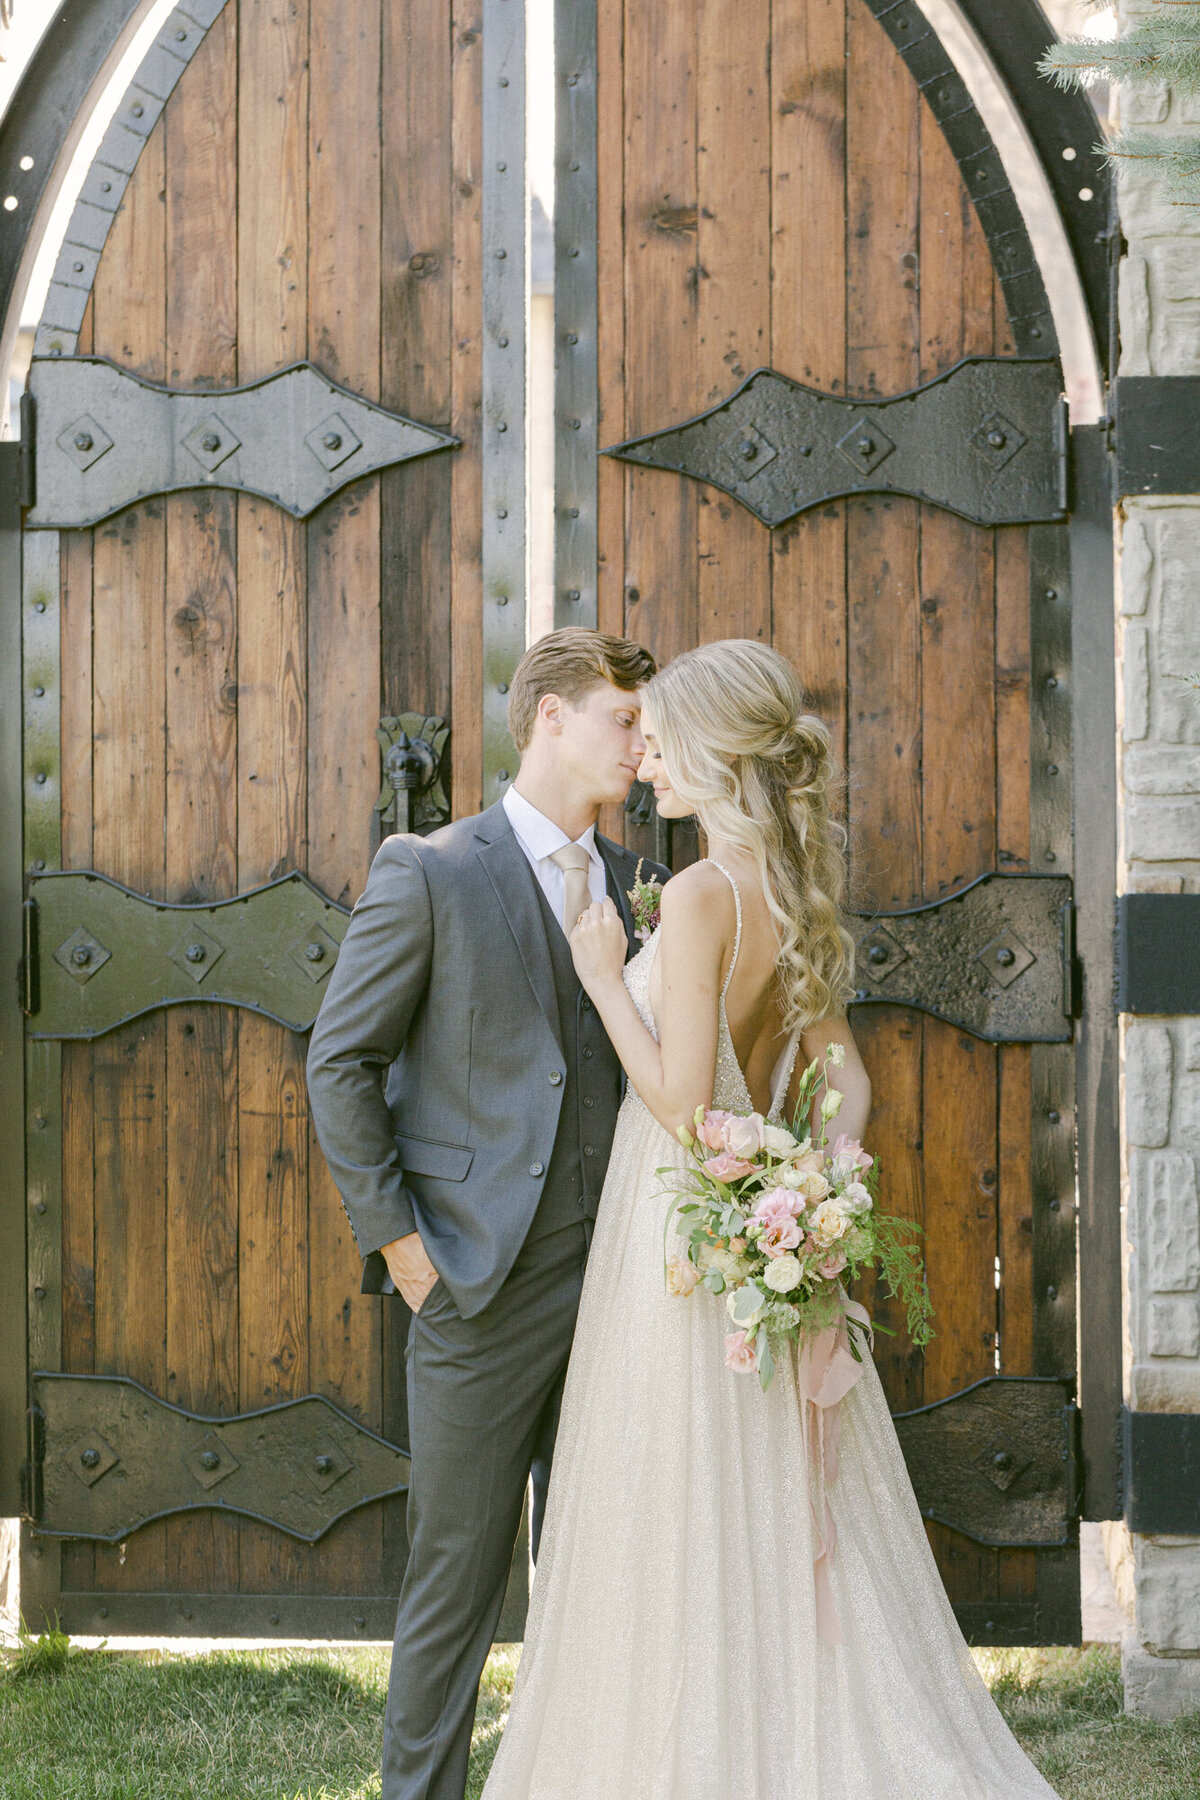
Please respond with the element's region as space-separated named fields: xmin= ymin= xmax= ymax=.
xmin=502 ymin=785 xmax=608 ymax=931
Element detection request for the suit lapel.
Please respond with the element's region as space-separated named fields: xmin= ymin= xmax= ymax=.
xmin=475 ymin=804 xmax=564 ymax=1054
xmin=597 ymin=835 xmax=640 ymax=960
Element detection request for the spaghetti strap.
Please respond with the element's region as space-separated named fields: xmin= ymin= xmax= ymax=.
xmin=768 ymin=1032 xmax=803 ymax=1124
xmin=704 ymin=859 xmax=743 ymax=1000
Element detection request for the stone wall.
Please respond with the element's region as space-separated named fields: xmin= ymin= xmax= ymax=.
xmin=1111 ymin=0 xmax=1200 ymax=1719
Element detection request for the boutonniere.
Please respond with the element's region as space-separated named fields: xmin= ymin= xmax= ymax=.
xmin=627 ymin=858 xmax=663 ymax=944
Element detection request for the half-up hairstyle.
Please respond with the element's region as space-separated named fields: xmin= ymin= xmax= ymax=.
xmin=641 ymin=640 xmax=855 ymax=1032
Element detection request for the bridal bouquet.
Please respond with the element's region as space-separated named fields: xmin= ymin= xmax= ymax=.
xmin=661 ymin=1044 xmax=933 ymax=1390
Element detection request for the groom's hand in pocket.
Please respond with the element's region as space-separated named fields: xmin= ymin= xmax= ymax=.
xmin=381 ymin=1230 xmax=439 ymax=1313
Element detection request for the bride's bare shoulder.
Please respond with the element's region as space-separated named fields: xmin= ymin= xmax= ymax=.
xmin=660 ymin=859 xmax=738 ymax=922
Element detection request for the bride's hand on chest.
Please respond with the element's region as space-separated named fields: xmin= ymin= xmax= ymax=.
xmin=569 ymin=897 xmax=628 ymax=992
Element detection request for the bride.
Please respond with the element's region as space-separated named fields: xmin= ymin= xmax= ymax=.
xmin=481 ymin=639 xmax=1058 ymax=1800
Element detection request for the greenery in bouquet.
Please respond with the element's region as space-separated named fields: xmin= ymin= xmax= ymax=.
xmin=659 ymin=1043 xmax=933 ymax=1390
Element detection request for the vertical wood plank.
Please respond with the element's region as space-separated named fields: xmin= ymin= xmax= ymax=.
xmin=999 ymin=1042 xmax=1034 ymax=1375
xmin=450 ymin=3 xmax=483 ymax=817
xmin=694 ymin=0 xmax=770 ymax=645
xmin=622 ymin=0 xmax=698 ymax=680
xmin=854 ymin=1006 xmax=924 ymax=1411
xmin=995 ymin=527 xmax=1031 ymax=872
xmin=89 ymin=121 xmax=168 ymax=1595
xmin=922 ymin=1027 xmax=998 ymax=1403
xmin=595 ymin=0 xmax=626 ymax=640
xmin=162 ymin=7 xmax=241 ymax=1592
xmin=304 ymin=0 xmax=384 ymax=1593
xmin=769 ymin=0 xmax=846 ymax=762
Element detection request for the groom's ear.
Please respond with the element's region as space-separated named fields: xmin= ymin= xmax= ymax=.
xmin=534 ymin=691 xmax=565 ymax=736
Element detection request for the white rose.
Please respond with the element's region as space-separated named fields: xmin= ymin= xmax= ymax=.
xmin=809 ymin=1199 xmax=851 ymax=1244
xmin=696 ymin=1244 xmax=717 ymax=1272
xmin=794 ymin=1169 xmax=830 ymax=1201
xmin=775 ymin=1164 xmax=806 ymax=1190
xmin=840 ymin=1180 xmax=873 ymax=1215
xmin=762 ymin=1253 xmax=802 ymax=1293
xmin=762 ymin=1122 xmax=799 ymax=1155
xmin=711 ymin=1247 xmax=748 ymax=1280
xmin=726 ymin=1285 xmax=766 ymax=1331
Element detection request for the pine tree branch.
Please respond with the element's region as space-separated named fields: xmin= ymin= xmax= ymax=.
xmin=1040 ymin=16 xmax=1200 ymax=95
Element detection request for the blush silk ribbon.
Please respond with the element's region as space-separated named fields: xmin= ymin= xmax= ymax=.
xmin=795 ymin=1294 xmax=873 ymax=1646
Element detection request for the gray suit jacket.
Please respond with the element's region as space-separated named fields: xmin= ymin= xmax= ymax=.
xmin=306 ymin=800 xmax=669 ymax=1318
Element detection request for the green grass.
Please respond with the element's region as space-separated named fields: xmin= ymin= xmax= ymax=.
xmin=1 ymin=1634 xmax=1197 ymax=1798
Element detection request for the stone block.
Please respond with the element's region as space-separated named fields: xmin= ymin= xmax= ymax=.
xmin=1119 ymin=255 xmax=1152 ymax=377
xmin=1130 ymin=1361 xmax=1200 ymax=1411
xmin=1125 ymin=798 xmax=1200 ymax=861
xmin=1123 ymin=1635 xmax=1200 ymax=1720
xmin=1157 ymin=307 xmax=1200 ymax=378
xmin=1157 ymin=542 xmax=1200 ymax=744
xmin=1126 ymin=1024 xmax=1174 ymax=1146
xmin=1148 ymin=1294 xmax=1200 ymax=1357
xmin=1119 ymin=514 xmax=1152 ymax=617
xmin=1157 ymin=241 xmax=1200 ymax=302
xmin=1123 ymin=623 xmax=1150 ymax=742
xmin=1135 ymin=1542 xmax=1200 ymax=1651
xmin=1184 ymin=1023 xmax=1200 ymax=1072
xmin=1122 ymin=746 xmax=1200 ymax=795
xmin=1120 ymin=79 xmax=1171 ymax=126
xmin=1179 ymin=1076 xmax=1200 ymax=1146
xmin=1135 ymin=1149 xmax=1199 ymax=1289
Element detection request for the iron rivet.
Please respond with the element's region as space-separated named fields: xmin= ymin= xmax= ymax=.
xmin=1045 ymin=850 xmax=1057 ymax=863
xmin=627 ymin=587 xmax=640 ymax=602
xmin=33 ymin=685 xmax=44 ymax=698
xmin=1048 ymin=1110 xmax=1060 ymax=1124
xmin=1050 ymin=1199 xmax=1061 ymax=1212
xmin=201 ymin=432 xmax=221 ymax=453
xmin=498 ymin=335 xmax=509 ymax=347
xmin=34 ymin=859 xmax=45 ymax=870
xmin=569 ymin=247 xmax=580 ymax=258
xmin=570 ymin=419 xmax=581 ymax=430
xmin=1047 ymin=763 xmax=1058 ymax=776
xmin=81 ymin=1449 xmax=101 ymax=1468
xmin=992 ymin=1450 xmax=1011 ymax=1470
xmin=568 ymin=506 xmax=579 ymax=517
xmin=570 ymin=159 xmax=580 ymax=171
xmin=858 ymin=438 xmax=874 ymax=455
xmin=35 ymin=1115 xmax=45 ymax=1129
xmin=34 ymin=1286 xmax=46 ymax=1300
xmin=498 ymin=75 xmax=509 ymax=87
xmin=567 ymin=73 xmax=578 ymax=86
xmin=176 ymin=27 xmax=188 ymax=38
xmin=322 ymin=432 xmax=342 ymax=451
xmin=35 ymin=1202 xmax=46 ymax=1215
xmin=1031 ymin=327 xmax=1043 ymax=338
xmin=985 ymin=1620 xmax=995 ymax=1633
xmin=868 ymin=945 xmax=888 ymax=965
xmin=100 ymin=181 xmax=112 ymax=193
xmin=1045 ymin=675 xmax=1058 ymax=688
xmin=72 ymin=261 xmax=85 ymax=274
xmin=268 ymin=1613 xmax=279 ymax=1624
xmin=130 ymin=102 xmax=144 ymax=117
xmin=567 ymin=332 xmax=578 ymax=345
xmin=314 ymin=1454 xmax=334 ymax=1473
xmin=975 ymin=169 xmax=987 ymax=182
xmin=995 ymin=948 xmax=1016 ymax=967
xmin=35 ymin=772 xmax=47 ymax=785
xmin=497 ymin=509 xmax=508 ymax=519
xmin=498 ymin=683 xmax=508 ymax=694
xmin=305 ymin=942 xmax=325 ymax=962
xmin=199 ymin=1449 xmax=220 ymax=1469
xmin=34 ymin=600 xmax=45 ymax=612
xmin=1046 ymin=1285 xmax=1058 ymax=1301
xmin=799 ymin=444 xmax=812 ymax=456
xmin=567 ymin=588 xmax=580 ymax=600
xmin=183 ymin=1611 xmax=193 ymax=1620
xmin=987 ymin=429 xmax=1006 ymax=449
xmin=97 ymin=1604 xmax=106 ymax=1614
xmin=495 ymin=248 xmax=507 ymax=259
xmin=71 ymin=945 xmax=92 ymax=966
xmin=1044 ymin=589 xmax=1058 ymax=600
xmin=496 ymin=161 xmax=507 ymax=172
xmin=497 ymin=421 xmax=508 ymax=432
xmin=354 ymin=1617 xmax=366 ymax=1629
xmin=496 ymin=594 xmax=508 ymax=605
xmin=74 ymin=431 xmax=94 ymax=452
xmin=498 ymin=769 xmax=510 ymax=782
xmin=185 ymin=942 xmax=207 ymax=963
xmin=740 ymin=439 xmax=758 ymax=460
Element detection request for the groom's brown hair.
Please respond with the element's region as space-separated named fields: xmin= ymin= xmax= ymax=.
xmin=507 ymin=627 xmax=657 ymax=751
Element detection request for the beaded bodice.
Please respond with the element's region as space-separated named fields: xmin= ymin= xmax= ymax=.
xmin=621 ymin=860 xmax=800 ymax=1121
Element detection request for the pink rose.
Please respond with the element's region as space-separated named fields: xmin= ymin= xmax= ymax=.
xmin=831 ymin=1134 xmax=873 ymax=1172
xmin=722 ymin=1113 xmax=766 ymax=1160
xmin=792 ymin=1148 xmax=826 ymax=1176
xmin=702 ymin=1151 xmax=755 ymax=1182
xmin=760 ymin=1217 xmax=802 ymax=1256
xmin=724 ymin=1330 xmax=760 ymax=1375
xmin=696 ymin=1109 xmax=735 ymax=1153
xmin=752 ymin=1189 xmax=805 ymax=1257
xmin=815 ymin=1248 xmax=848 ymax=1279
xmin=752 ymin=1187 xmax=804 ymax=1224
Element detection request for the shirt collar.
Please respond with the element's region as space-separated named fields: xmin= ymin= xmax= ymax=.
xmin=503 ymin=784 xmax=602 ymax=869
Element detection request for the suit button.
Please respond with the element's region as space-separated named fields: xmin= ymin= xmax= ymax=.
xmin=581 ymin=996 xmax=592 ymax=1011
xmin=583 ymin=1097 xmax=594 ymax=1109
xmin=583 ymin=1047 xmax=593 ymax=1059
xmin=530 ymin=1162 xmax=544 ymax=1177
xmin=583 ymin=1145 xmax=595 ymax=1157
xmin=549 ymin=1071 xmax=562 ymax=1085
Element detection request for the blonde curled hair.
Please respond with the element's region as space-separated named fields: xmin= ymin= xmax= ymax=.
xmin=641 ymin=640 xmax=855 ymax=1032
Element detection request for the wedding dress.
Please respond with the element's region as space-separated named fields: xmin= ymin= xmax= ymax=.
xmin=482 ymin=863 xmax=1059 ymax=1800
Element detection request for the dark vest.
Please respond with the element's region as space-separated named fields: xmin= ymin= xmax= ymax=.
xmin=523 ymin=862 xmax=627 ymax=1241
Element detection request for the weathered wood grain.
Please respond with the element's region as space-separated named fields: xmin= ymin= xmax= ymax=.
xmin=450 ymin=3 xmax=484 ymax=818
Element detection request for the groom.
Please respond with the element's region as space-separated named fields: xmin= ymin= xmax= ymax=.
xmin=306 ymin=627 xmax=670 ymax=1800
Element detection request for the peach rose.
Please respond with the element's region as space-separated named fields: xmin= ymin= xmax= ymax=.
xmin=724 ymin=1330 xmax=760 ymax=1375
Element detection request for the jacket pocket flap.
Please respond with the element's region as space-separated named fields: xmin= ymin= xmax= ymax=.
xmin=395 ymin=1132 xmax=475 ymax=1182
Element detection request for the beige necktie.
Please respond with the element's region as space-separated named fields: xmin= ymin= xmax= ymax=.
xmin=549 ymin=843 xmax=593 ymax=935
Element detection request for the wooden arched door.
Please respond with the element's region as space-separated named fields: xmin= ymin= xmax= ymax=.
xmin=588 ymin=0 xmax=1081 ymax=1643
